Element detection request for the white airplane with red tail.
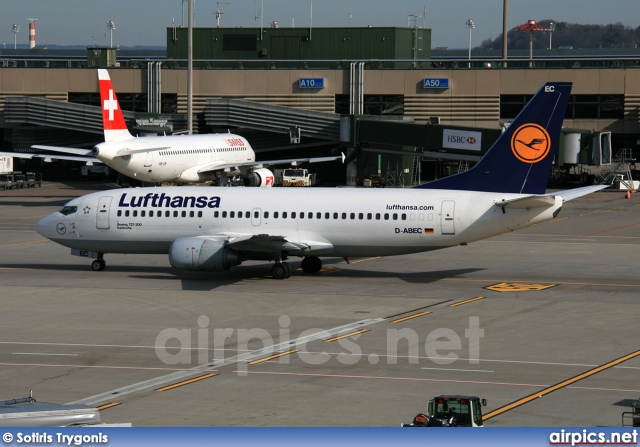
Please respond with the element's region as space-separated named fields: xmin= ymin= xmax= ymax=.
xmin=2 ymin=69 xmax=342 ymax=185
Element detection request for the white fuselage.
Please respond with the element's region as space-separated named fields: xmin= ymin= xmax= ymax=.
xmin=36 ymin=186 xmax=562 ymax=259
xmin=93 ymin=134 xmax=254 ymax=183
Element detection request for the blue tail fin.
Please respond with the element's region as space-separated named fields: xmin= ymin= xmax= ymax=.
xmin=414 ymin=82 xmax=572 ymax=194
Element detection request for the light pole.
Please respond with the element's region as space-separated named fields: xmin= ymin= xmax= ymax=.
xmin=12 ymin=24 xmax=19 ymax=49
xmin=513 ymin=19 xmax=547 ymax=67
xmin=107 ymin=20 xmax=116 ymax=48
xmin=502 ymin=0 xmax=508 ymax=66
xmin=466 ymin=19 xmax=475 ymax=68
xmin=548 ymin=22 xmax=555 ymax=50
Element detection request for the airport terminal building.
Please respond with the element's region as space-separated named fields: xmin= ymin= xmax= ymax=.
xmin=0 ymin=26 xmax=639 ymax=184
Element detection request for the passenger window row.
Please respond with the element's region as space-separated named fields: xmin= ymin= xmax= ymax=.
xmin=159 ymin=147 xmax=242 ymax=156
xmin=115 ymin=209 xmax=409 ymax=221
xmin=213 ymin=210 xmax=408 ymax=221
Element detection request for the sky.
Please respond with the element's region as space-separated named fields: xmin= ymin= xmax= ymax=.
xmin=2 ymin=0 xmax=639 ymax=49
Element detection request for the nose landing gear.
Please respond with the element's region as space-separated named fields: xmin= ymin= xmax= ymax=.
xmin=91 ymin=253 xmax=106 ymax=271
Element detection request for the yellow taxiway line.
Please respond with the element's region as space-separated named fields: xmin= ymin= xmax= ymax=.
xmin=390 ymin=311 xmax=431 ymax=324
xmin=483 ymin=349 xmax=640 ymax=420
xmin=155 ymin=373 xmax=218 ymax=392
xmin=248 ymin=350 xmax=298 ymax=365
xmin=450 ymin=296 xmax=485 ymax=307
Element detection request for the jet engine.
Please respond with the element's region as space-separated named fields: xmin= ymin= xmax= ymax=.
xmin=244 ymin=168 xmax=275 ymax=187
xmin=169 ymin=237 xmax=241 ymax=271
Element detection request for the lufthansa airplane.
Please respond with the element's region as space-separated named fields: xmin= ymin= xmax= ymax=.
xmin=35 ymin=82 xmax=606 ymax=279
xmin=1 ymin=69 xmax=342 ymax=186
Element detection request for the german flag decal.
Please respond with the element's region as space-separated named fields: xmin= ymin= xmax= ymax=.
xmin=511 ymin=123 xmax=551 ymax=164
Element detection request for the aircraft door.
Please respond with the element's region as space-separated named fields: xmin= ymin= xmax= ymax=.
xmin=251 ymin=208 xmax=261 ymax=226
xmin=441 ymin=200 xmax=455 ymax=235
xmin=96 ymin=196 xmax=112 ymax=230
xmin=144 ymin=151 xmax=153 ymax=167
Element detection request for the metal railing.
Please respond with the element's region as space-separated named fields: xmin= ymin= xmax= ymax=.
xmin=1 ymin=56 xmax=640 ymax=70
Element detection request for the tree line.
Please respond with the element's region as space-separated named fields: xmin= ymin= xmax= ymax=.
xmin=478 ymin=20 xmax=640 ymax=50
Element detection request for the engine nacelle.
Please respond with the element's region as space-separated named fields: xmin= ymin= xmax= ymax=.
xmin=244 ymin=168 xmax=275 ymax=187
xmin=169 ymin=237 xmax=241 ymax=271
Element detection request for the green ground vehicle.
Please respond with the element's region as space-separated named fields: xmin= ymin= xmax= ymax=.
xmin=403 ymin=395 xmax=487 ymax=427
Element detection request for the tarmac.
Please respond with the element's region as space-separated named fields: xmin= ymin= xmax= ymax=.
xmin=0 ymin=181 xmax=639 ymax=427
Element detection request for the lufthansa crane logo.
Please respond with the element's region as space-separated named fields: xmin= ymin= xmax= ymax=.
xmin=511 ymin=123 xmax=551 ymax=164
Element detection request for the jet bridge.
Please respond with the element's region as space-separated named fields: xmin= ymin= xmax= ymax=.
xmin=204 ymin=98 xmax=342 ymax=142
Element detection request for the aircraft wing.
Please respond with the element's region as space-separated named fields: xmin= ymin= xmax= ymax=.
xmin=245 ymin=154 xmax=345 ymax=168
xmin=195 ymin=154 xmax=345 ymax=175
xmin=195 ymin=162 xmax=249 ymax=174
xmin=496 ymin=185 xmax=609 ymax=210
xmin=204 ymin=233 xmax=334 ymax=255
xmin=0 ymin=151 xmax=101 ymax=164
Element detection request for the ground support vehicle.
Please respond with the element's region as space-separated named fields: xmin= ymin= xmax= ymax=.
xmin=281 ymin=168 xmax=318 ymax=186
xmin=403 ymin=395 xmax=487 ymax=427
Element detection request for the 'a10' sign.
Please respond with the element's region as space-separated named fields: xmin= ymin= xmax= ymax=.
xmin=299 ymin=78 xmax=324 ymax=89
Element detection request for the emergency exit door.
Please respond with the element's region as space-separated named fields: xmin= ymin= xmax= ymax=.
xmin=251 ymin=208 xmax=261 ymax=226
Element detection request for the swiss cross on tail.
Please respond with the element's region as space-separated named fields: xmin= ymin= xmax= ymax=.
xmin=97 ymin=69 xmax=131 ymax=142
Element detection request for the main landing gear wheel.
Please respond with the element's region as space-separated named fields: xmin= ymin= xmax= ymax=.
xmin=301 ymin=256 xmax=322 ymax=274
xmin=271 ymin=262 xmax=291 ymax=280
xmin=91 ymin=259 xmax=106 ymax=271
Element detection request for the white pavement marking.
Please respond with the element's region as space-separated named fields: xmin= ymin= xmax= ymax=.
xmin=67 ymin=318 xmax=385 ymax=406
xmin=420 ymin=367 xmax=494 ymax=373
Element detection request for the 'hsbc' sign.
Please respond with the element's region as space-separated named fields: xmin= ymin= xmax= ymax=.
xmin=442 ymin=129 xmax=482 ymax=151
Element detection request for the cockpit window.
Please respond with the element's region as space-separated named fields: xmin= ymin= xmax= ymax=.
xmin=59 ymin=206 xmax=78 ymax=216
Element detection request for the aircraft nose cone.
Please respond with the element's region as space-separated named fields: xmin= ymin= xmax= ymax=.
xmin=35 ymin=215 xmax=51 ymax=239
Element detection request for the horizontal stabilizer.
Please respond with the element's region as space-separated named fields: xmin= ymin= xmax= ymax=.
xmin=32 ymin=154 xmax=102 ymax=164
xmin=31 ymin=145 xmax=94 ymax=156
xmin=495 ymin=195 xmax=556 ymax=209
xmin=554 ymin=184 xmax=609 ymax=201
xmin=0 ymin=150 xmax=100 ymax=164
xmin=112 ymin=146 xmax=171 ymax=158
xmin=496 ymin=185 xmax=608 ymax=210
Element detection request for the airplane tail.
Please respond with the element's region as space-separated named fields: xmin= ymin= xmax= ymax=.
xmin=98 ymin=69 xmax=133 ymax=143
xmin=415 ymin=82 xmax=572 ymax=194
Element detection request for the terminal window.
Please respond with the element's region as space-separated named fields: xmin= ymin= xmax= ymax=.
xmin=500 ymin=94 xmax=623 ymax=120
xmin=335 ymin=94 xmax=404 ymax=115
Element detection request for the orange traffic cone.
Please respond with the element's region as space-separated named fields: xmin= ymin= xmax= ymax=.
xmin=625 ymin=189 xmax=632 ymax=199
